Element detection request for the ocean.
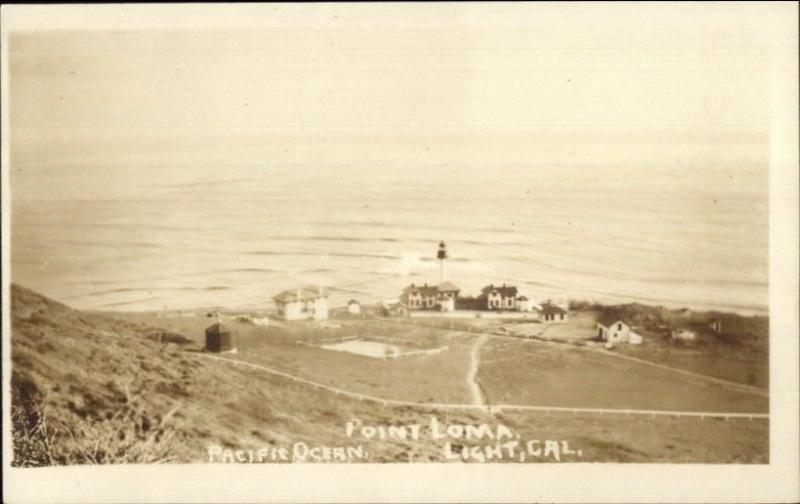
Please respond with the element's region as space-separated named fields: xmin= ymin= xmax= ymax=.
xmin=10 ymin=163 xmax=769 ymax=315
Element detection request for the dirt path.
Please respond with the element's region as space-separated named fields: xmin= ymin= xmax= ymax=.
xmin=389 ymin=318 xmax=768 ymax=400
xmin=196 ymin=352 xmax=767 ymax=420
xmin=467 ymin=334 xmax=488 ymax=406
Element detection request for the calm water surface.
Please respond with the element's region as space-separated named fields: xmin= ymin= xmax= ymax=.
xmin=11 ymin=164 xmax=768 ymax=314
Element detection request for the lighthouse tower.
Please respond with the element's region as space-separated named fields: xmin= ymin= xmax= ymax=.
xmin=437 ymin=241 xmax=448 ymax=283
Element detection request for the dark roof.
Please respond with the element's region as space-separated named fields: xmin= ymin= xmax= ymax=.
xmin=205 ymin=322 xmax=231 ymax=334
xmin=348 ymin=299 xmax=360 ymax=305
xmin=481 ymin=284 xmax=518 ymax=297
xmin=437 ymin=281 xmax=460 ymax=292
xmin=517 ymin=295 xmax=529 ymax=301
xmin=540 ymin=302 xmax=567 ymax=315
xmin=403 ymin=282 xmax=458 ymax=295
xmin=403 ymin=283 xmax=437 ymax=296
xmin=596 ymin=314 xmax=627 ymax=328
xmin=273 ymin=287 xmax=327 ymax=303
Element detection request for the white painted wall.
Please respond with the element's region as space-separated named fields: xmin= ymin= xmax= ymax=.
xmin=439 ymin=297 xmax=455 ymax=312
xmin=486 ymin=292 xmax=515 ymax=310
xmin=312 ymin=297 xmax=329 ymax=320
xmin=277 ymin=297 xmax=328 ymax=321
xmin=671 ymin=329 xmax=696 ymax=341
xmin=599 ymin=321 xmax=631 ymax=342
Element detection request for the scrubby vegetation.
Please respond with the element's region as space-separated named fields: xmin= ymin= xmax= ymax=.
xmin=565 ymin=300 xmax=767 ymax=351
xmin=11 ymin=382 xmax=180 ymax=466
xmin=567 ymin=300 xmax=769 ymax=388
xmin=10 ymin=284 xmax=769 ymax=465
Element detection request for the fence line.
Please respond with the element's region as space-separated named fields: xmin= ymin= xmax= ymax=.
xmin=385 ymin=316 xmax=769 ymax=398
xmin=197 ymin=353 xmax=768 ymax=421
xmin=296 ymin=335 xmax=361 ymax=346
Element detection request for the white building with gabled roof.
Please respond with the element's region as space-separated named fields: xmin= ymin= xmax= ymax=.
xmin=273 ymin=286 xmax=328 ymax=321
xmin=597 ymin=316 xmax=641 ymax=345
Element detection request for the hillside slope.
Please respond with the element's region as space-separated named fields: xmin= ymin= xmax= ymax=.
xmin=9 ymin=285 xmax=768 ymax=465
xmin=10 ymin=284 xmax=499 ymax=465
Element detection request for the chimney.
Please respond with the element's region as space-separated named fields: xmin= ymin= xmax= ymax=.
xmin=318 ymin=284 xmax=324 ymax=297
xmin=296 ymin=288 xmax=301 ymax=301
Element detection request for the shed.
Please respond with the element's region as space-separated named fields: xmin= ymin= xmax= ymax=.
xmin=205 ymin=322 xmax=235 ymax=353
xmin=539 ymin=302 xmax=568 ymax=323
xmin=671 ymin=328 xmax=697 ymax=342
xmin=597 ymin=316 xmax=631 ymax=343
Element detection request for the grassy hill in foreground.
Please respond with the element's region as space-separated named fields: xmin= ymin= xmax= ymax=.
xmin=10 ymin=284 xmax=768 ymax=465
xmin=10 ymin=284 xmax=471 ymax=465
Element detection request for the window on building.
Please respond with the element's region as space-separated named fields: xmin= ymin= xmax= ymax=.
xmin=617 ymin=323 xmax=622 ymax=330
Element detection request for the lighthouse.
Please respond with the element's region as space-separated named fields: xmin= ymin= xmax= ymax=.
xmin=437 ymin=241 xmax=448 ymax=283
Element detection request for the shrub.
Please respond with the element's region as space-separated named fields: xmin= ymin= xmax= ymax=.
xmin=11 ymin=382 xmax=182 ymax=466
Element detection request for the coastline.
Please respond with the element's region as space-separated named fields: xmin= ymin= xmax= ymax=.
xmin=9 ymin=283 xmax=769 ymax=465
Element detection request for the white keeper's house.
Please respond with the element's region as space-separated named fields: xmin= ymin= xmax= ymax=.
xmin=402 ymin=281 xmax=460 ymax=312
xmin=273 ymin=286 xmax=329 ymax=321
xmin=399 ymin=241 xmax=566 ymax=318
xmin=481 ymin=284 xmax=519 ymax=311
xmin=401 ymin=242 xmax=461 ymax=312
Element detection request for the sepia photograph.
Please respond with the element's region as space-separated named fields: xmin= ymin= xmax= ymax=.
xmin=2 ymin=2 xmax=798 ymax=503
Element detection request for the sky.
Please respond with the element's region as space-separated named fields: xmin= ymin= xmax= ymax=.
xmin=7 ymin=3 xmax=784 ymax=200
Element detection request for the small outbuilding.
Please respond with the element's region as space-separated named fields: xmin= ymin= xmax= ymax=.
xmin=597 ymin=316 xmax=632 ymax=344
xmin=539 ymin=302 xmax=568 ymax=323
xmin=516 ymin=295 xmax=534 ymax=312
xmin=205 ymin=322 xmax=235 ymax=353
xmin=380 ymin=301 xmax=408 ymax=318
xmin=671 ymin=328 xmax=697 ymax=342
xmin=252 ymin=316 xmax=270 ymax=327
xmin=709 ymin=318 xmax=722 ymax=333
xmin=348 ymin=299 xmax=361 ymax=315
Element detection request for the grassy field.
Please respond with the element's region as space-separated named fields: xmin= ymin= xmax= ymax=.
xmin=610 ymin=337 xmax=768 ymax=389
xmin=11 ymin=285 xmax=769 ymax=465
xmin=108 ymin=313 xmax=478 ymax=404
xmin=112 ymin=309 xmax=767 ymax=413
xmin=572 ymin=302 xmax=770 ymax=389
xmin=477 ymin=337 xmax=767 ymax=412
xmin=409 ymin=305 xmax=769 ymax=391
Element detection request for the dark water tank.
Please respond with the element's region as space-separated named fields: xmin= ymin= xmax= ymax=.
xmin=205 ymin=322 xmax=233 ymax=352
